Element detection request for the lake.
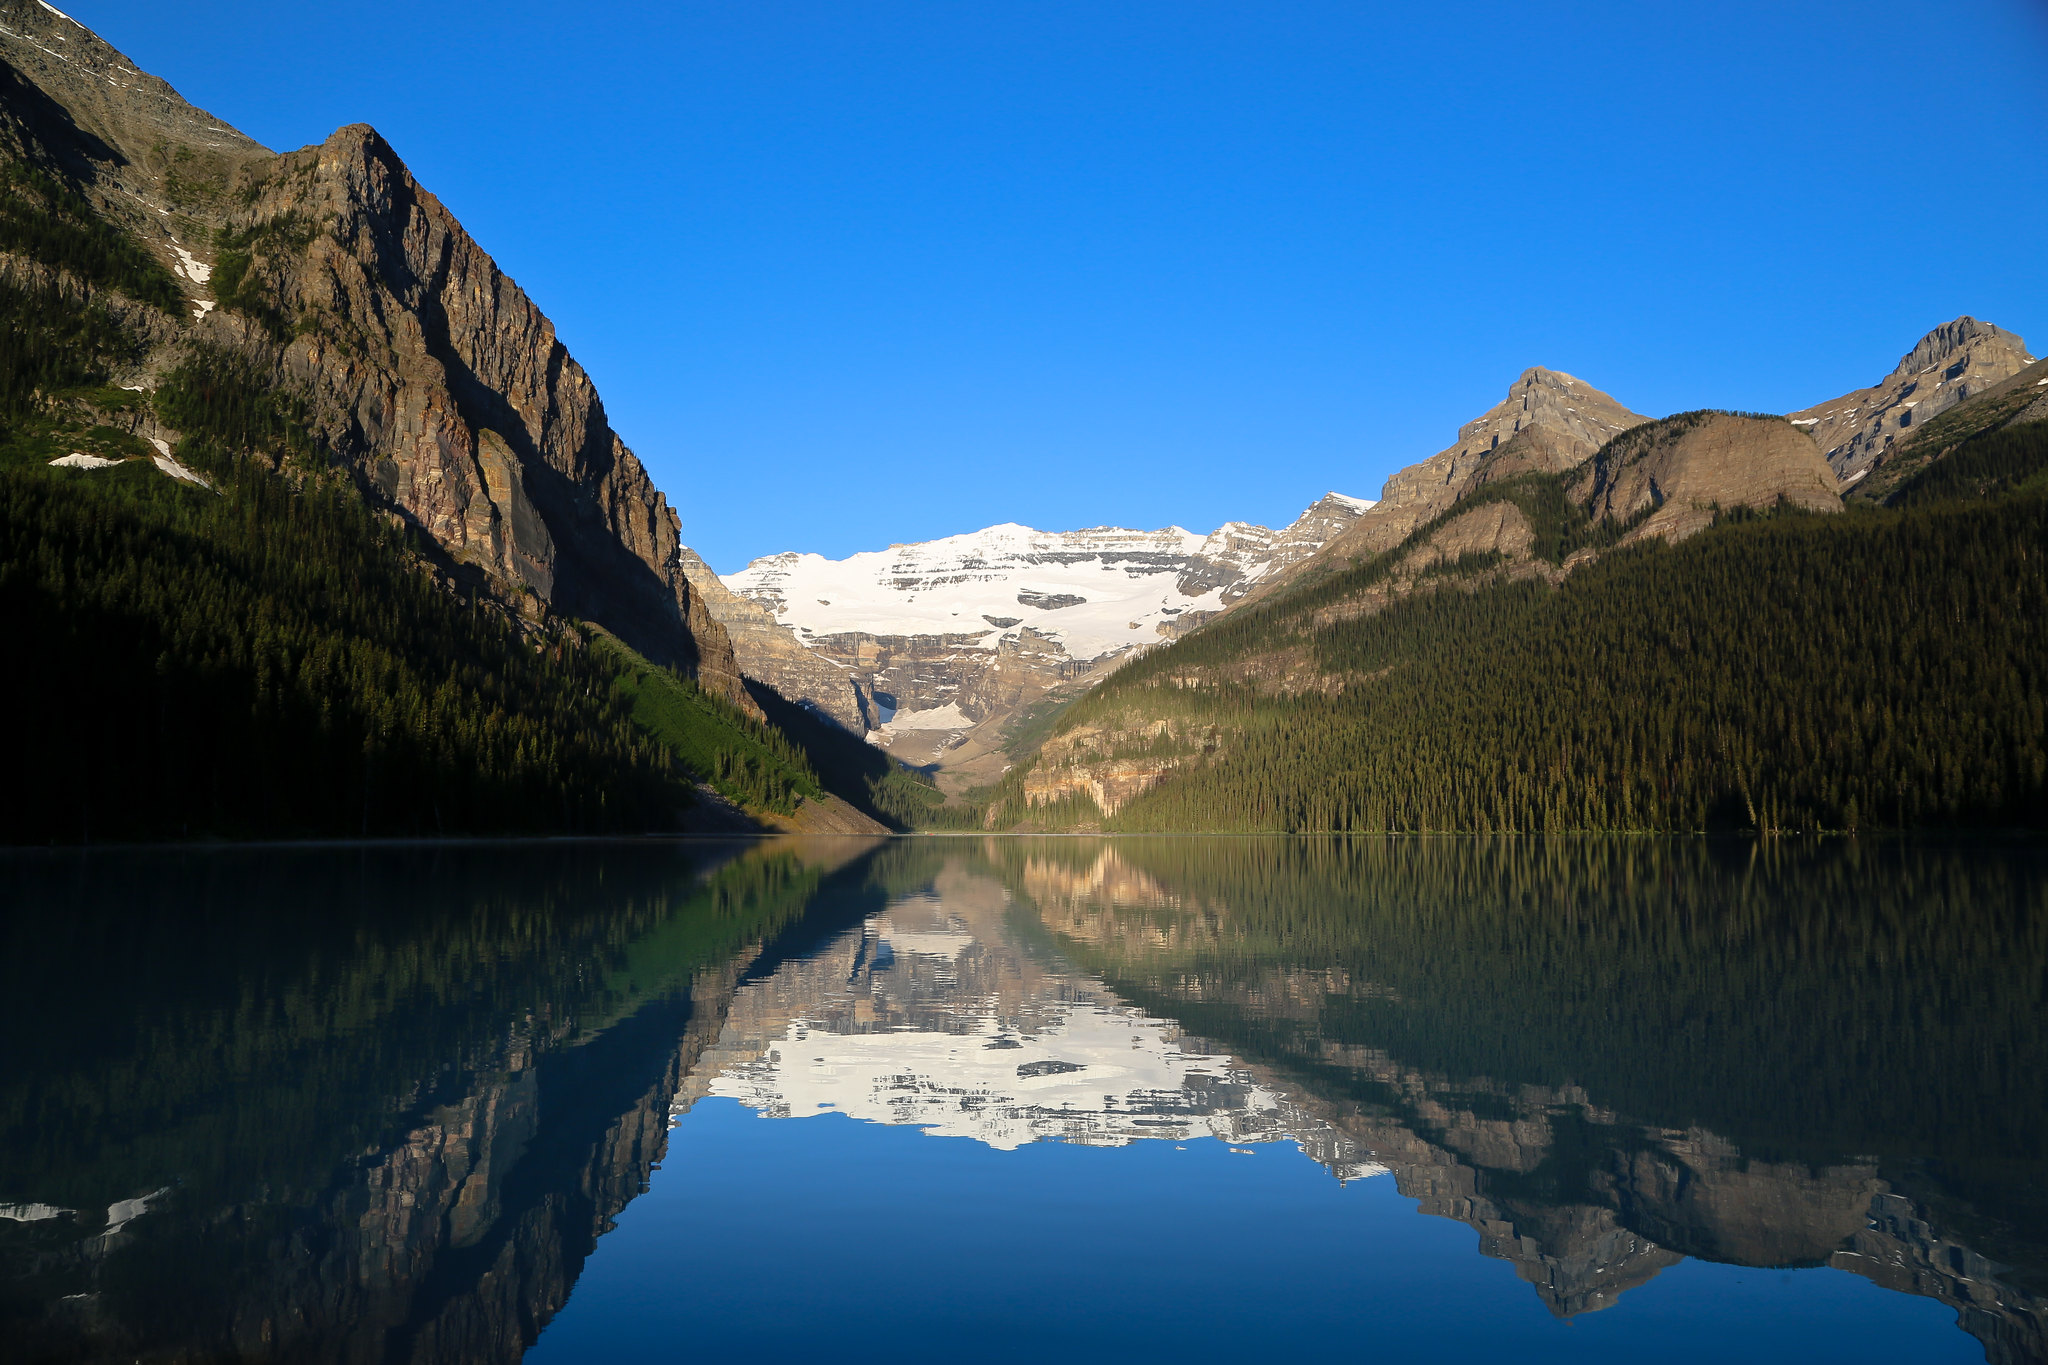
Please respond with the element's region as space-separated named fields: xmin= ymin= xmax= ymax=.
xmin=2 ymin=836 xmax=2043 ymax=1363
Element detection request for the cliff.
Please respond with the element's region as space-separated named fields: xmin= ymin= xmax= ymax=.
xmin=1790 ymin=316 xmax=2034 ymax=487
xmin=0 ymin=0 xmax=752 ymax=710
xmin=677 ymin=547 xmax=872 ymax=730
xmin=1570 ymin=410 xmax=1840 ymax=545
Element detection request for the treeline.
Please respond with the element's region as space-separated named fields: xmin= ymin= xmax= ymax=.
xmin=984 ymin=418 xmax=2048 ymax=834
xmin=0 ymin=163 xmax=184 ymax=313
xmin=747 ymin=681 xmax=947 ymax=827
xmin=1 ymin=450 xmax=695 ymax=839
xmin=600 ymin=636 xmax=825 ymax=815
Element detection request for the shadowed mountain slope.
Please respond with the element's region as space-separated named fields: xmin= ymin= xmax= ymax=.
xmin=0 ymin=0 xmax=747 ymax=702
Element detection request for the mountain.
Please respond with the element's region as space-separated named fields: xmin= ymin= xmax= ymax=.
xmin=0 ymin=0 xmax=746 ymax=704
xmin=972 ymin=329 xmax=2048 ymax=833
xmin=0 ymin=0 xmax=910 ymax=836
xmin=1791 ymin=316 xmax=2034 ymax=486
xmin=711 ymin=494 xmax=1372 ymax=787
xmin=1306 ymin=365 xmax=1647 ymax=565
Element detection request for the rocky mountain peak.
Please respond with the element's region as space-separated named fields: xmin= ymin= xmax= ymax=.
xmin=1305 ymin=366 xmax=1648 ymax=563
xmin=0 ymin=5 xmax=756 ymax=710
xmin=1790 ymin=316 xmax=2033 ymax=485
xmin=0 ymin=0 xmax=267 ymax=159
xmin=1889 ymin=316 xmax=2024 ymax=382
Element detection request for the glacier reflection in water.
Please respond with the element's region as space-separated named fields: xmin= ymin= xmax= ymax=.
xmin=694 ymin=881 xmax=1381 ymax=1174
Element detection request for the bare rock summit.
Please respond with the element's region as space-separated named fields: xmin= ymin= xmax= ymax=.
xmin=1790 ymin=317 xmax=2033 ymax=488
xmin=1318 ymin=367 xmax=1649 ymax=562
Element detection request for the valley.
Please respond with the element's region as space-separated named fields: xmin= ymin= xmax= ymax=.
xmin=0 ymin=0 xmax=2042 ymax=842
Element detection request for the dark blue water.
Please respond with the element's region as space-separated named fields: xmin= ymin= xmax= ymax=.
xmin=2 ymin=837 xmax=2042 ymax=1363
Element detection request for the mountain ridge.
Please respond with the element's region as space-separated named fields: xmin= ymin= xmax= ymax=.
xmin=962 ymin=327 xmax=2048 ymax=833
xmin=0 ymin=0 xmax=753 ymax=709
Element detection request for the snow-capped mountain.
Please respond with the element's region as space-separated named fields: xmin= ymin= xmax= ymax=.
xmin=728 ymin=493 xmax=1370 ymax=661
xmin=710 ymin=493 xmax=1372 ymax=778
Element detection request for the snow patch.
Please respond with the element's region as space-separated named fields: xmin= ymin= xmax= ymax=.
xmin=1324 ymin=491 xmax=1377 ymax=511
xmin=152 ymin=453 xmax=212 ymax=489
xmin=103 ymin=1189 xmax=168 ymax=1234
xmin=171 ymin=247 xmax=211 ymax=285
xmin=1790 ymin=418 xmax=1819 ymax=426
xmin=0 ymin=1202 xmax=70 ymax=1222
xmin=36 ymin=1 xmax=76 ymax=23
xmin=49 ymin=452 xmax=119 ymax=469
xmin=191 ymin=299 xmax=215 ymax=320
xmin=878 ymin=702 xmax=973 ymax=731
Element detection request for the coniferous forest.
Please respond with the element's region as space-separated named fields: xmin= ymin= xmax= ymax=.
xmin=973 ymin=414 xmax=2048 ymax=834
xmin=0 ymin=228 xmax=899 ymax=838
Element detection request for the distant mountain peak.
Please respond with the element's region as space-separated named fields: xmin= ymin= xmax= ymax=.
xmin=1890 ymin=316 xmax=2030 ymax=380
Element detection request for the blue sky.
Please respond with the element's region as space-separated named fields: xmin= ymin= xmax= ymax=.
xmin=67 ymin=1 xmax=2048 ymax=571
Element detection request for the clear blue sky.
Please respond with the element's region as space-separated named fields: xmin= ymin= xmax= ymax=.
xmin=65 ymin=1 xmax=2048 ymax=571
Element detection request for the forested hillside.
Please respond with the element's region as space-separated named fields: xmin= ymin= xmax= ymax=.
xmin=972 ymin=408 xmax=2048 ymax=833
xmin=0 ymin=229 xmax=910 ymax=839
xmin=0 ymin=1 xmax=945 ymax=841
xmin=0 ymin=266 xmax=667 ymax=838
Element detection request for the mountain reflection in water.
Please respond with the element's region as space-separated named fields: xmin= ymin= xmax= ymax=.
xmin=2 ymin=837 xmax=2043 ymax=1364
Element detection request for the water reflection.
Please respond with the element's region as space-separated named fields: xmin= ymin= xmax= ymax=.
xmin=2 ymin=836 xmax=2044 ymax=1363
xmin=690 ymin=865 xmax=1378 ymax=1172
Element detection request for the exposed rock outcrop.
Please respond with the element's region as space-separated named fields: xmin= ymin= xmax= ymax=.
xmin=676 ymin=548 xmax=871 ymax=730
xmin=1790 ymin=316 xmax=2034 ymax=487
xmin=1571 ymin=411 xmax=1841 ymax=544
xmin=0 ymin=0 xmax=753 ymax=710
xmin=1022 ymin=718 xmax=1217 ymax=818
xmin=1314 ymin=366 xmax=1647 ymax=563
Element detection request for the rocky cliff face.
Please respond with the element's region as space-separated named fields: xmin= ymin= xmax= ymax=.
xmin=1790 ymin=317 xmax=2034 ymax=487
xmin=676 ymin=548 xmax=871 ymax=729
xmin=0 ymin=0 xmax=752 ymax=709
xmin=1571 ymin=411 xmax=1841 ymax=545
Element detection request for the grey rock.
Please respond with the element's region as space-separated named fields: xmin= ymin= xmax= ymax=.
xmin=1790 ymin=317 xmax=2034 ymax=486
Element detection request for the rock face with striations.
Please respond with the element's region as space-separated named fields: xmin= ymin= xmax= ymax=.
xmin=1789 ymin=317 xmax=2033 ymax=487
xmin=0 ymin=0 xmax=752 ymax=709
xmin=1571 ymin=411 xmax=1841 ymax=545
xmin=675 ymin=548 xmax=873 ymax=730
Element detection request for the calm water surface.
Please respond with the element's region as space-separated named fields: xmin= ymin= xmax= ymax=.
xmin=2 ymin=837 xmax=2043 ymax=1363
